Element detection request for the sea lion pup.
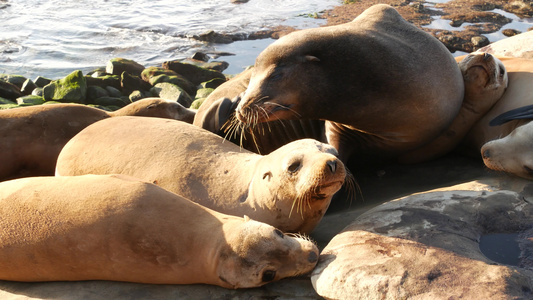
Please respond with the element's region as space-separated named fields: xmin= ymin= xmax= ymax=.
xmin=457 ymin=57 xmax=533 ymax=179
xmin=194 ymin=68 xmax=326 ymax=154
xmin=56 ymin=117 xmax=346 ymax=233
xmin=0 ymin=174 xmax=319 ymax=288
xmin=234 ymin=4 xmax=464 ymax=163
xmin=398 ymin=53 xmax=508 ymax=163
xmin=0 ymin=98 xmax=194 ymax=181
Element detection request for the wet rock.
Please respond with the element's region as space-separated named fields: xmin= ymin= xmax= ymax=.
xmin=43 ymin=70 xmax=87 ymax=103
xmin=106 ymin=58 xmax=145 ymax=77
xmin=471 ymin=35 xmax=490 ymax=48
xmin=20 ymin=78 xmax=37 ymax=95
xmin=180 ymin=58 xmax=230 ymax=72
xmin=85 ymin=75 xmax=122 ymax=90
xmin=311 ymin=188 xmax=533 ymax=299
xmin=16 ymin=95 xmax=45 ymax=106
xmin=162 ymin=60 xmax=226 ymax=86
xmin=231 ymin=0 xmax=250 ymax=3
xmin=34 ymin=76 xmax=52 ymax=88
xmin=191 ymin=52 xmax=210 ymax=62
xmin=151 ymin=82 xmax=193 ymax=107
xmin=0 ymin=79 xmax=22 ymax=100
xmin=86 ymin=86 xmax=109 ymax=102
xmin=504 ymin=0 xmax=533 ymax=18
xmin=503 ymin=28 xmax=522 ymax=37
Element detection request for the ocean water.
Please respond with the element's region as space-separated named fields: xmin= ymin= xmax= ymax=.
xmin=0 ymin=0 xmax=339 ymax=78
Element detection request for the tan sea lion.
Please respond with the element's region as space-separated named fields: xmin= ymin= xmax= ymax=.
xmin=398 ymin=53 xmax=508 ymax=163
xmin=56 ymin=116 xmax=346 ymax=233
xmin=0 ymin=98 xmax=195 ymax=181
xmin=234 ymin=4 xmax=464 ymax=163
xmin=0 ymin=174 xmax=319 ymax=288
xmin=457 ymin=57 xmax=533 ymax=179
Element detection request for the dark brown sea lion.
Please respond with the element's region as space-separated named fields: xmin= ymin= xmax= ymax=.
xmin=234 ymin=4 xmax=464 ymax=163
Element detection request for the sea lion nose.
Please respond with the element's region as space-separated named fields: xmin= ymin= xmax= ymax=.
xmin=483 ymin=52 xmax=491 ymax=61
xmin=482 ymin=149 xmax=491 ymax=159
xmin=308 ymin=251 xmax=318 ymax=263
xmin=326 ymin=160 xmax=337 ymax=173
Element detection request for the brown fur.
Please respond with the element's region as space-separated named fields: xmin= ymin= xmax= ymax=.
xmin=0 ymin=98 xmax=195 ymax=181
xmin=56 ymin=116 xmax=346 ymax=233
xmin=0 ymin=174 xmax=318 ymax=288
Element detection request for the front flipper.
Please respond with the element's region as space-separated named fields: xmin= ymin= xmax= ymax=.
xmin=490 ymin=105 xmax=533 ymax=126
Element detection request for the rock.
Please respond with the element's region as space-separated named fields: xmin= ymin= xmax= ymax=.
xmin=201 ymin=78 xmax=226 ymax=89
xmin=504 ymin=1 xmax=533 ymax=18
xmin=32 ymin=87 xmax=44 ymax=97
xmin=477 ymin=30 xmax=533 ymax=59
xmin=105 ymin=86 xmax=123 ymax=98
xmin=180 ymin=58 xmax=229 ymax=72
xmin=16 ymin=95 xmax=45 ymax=106
xmin=20 ymin=78 xmax=37 ymax=95
xmin=191 ymin=52 xmax=210 ymax=62
xmin=0 ymin=80 xmax=22 ymax=100
xmin=85 ymin=75 xmax=122 ymax=90
xmin=471 ymin=35 xmax=490 ymax=48
xmin=231 ymin=0 xmax=249 ymax=3
xmin=121 ymin=72 xmax=151 ymax=96
xmin=503 ymin=28 xmax=522 ymax=37
xmin=195 ymin=88 xmax=214 ymax=99
xmin=190 ymin=98 xmax=205 ymax=109
xmin=34 ymin=76 xmax=52 ymax=88
xmin=86 ymin=86 xmax=109 ymax=102
xmin=129 ymin=90 xmax=145 ymax=102
xmin=87 ymin=67 xmax=108 ymax=78
xmin=0 ymin=74 xmax=27 ymax=89
xmin=43 ymin=70 xmax=87 ymax=103
xmin=92 ymin=96 xmax=129 ymax=107
xmin=0 ymin=97 xmax=16 ymax=105
xmin=0 ymin=104 xmax=18 ymax=110
xmin=151 ymin=82 xmax=193 ymax=107
xmin=142 ymin=67 xmax=196 ymax=97
xmin=106 ymin=58 xmax=145 ymax=77
xmin=311 ymin=186 xmax=533 ymax=299
xmin=162 ymin=60 xmax=226 ymax=86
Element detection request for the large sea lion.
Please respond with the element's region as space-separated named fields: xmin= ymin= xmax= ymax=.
xmin=55 ymin=116 xmax=346 ymax=233
xmin=0 ymin=98 xmax=195 ymax=181
xmin=398 ymin=53 xmax=508 ymax=163
xmin=457 ymin=57 xmax=533 ymax=179
xmin=0 ymin=174 xmax=319 ymax=288
xmin=234 ymin=4 xmax=464 ymax=163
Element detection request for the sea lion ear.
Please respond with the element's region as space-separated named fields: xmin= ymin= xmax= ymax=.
xmin=304 ymin=55 xmax=320 ymax=62
xmin=244 ymin=215 xmax=250 ymax=222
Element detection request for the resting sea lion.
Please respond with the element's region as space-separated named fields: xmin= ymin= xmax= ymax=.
xmin=0 ymin=98 xmax=195 ymax=181
xmin=398 ymin=53 xmax=508 ymax=163
xmin=457 ymin=57 xmax=533 ymax=179
xmin=56 ymin=116 xmax=346 ymax=233
xmin=234 ymin=4 xmax=464 ymax=163
xmin=0 ymin=174 xmax=319 ymax=288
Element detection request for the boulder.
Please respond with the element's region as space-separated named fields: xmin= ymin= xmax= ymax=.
xmin=151 ymin=82 xmax=193 ymax=107
xmin=141 ymin=67 xmax=196 ymax=97
xmin=311 ymin=184 xmax=533 ymax=299
xmin=20 ymin=79 xmax=37 ymax=95
xmin=16 ymin=95 xmax=45 ymax=106
xmin=43 ymin=70 xmax=87 ymax=103
xmin=85 ymin=75 xmax=122 ymax=90
xmin=162 ymin=60 xmax=226 ymax=86
xmin=0 ymin=80 xmax=22 ymax=100
xmin=33 ymin=76 xmax=52 ymax=88
xmin=106 ymin=58 xmax=144 ymax=77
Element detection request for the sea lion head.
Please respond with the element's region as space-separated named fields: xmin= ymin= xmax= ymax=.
xmin=235 ymin=33 xmax=324 ymax=124
xmin=459 ymin=53 xmax=508 ymax=105
xmin=216 ymin=217 xmax=319 ymax=289
xmin=249 ymin=139 xmax=346 ymax=233
xmin=113 ymin=98 xmax=196 ymax=123
xmin=481 ymin=121 xmax=533 ymax=180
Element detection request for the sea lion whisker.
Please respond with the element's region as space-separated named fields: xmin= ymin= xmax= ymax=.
xmin=264 ymin=102 xmax=302 ymax=118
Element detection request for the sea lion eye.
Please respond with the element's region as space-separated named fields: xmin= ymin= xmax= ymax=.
xmin=262 ymin=270 xmax=276 ymax=282
xmin=274 ymin=229 xmax=284 ymax=238
xmin=499 ymin=67 xmax=505 ymax=77
xmin=287 ymin=161 xmax=301 ymax=173
xmin=270 ymin=72 xmax=283 ymax=81
xmin=524 ymin=166 xmax=533 ymax=175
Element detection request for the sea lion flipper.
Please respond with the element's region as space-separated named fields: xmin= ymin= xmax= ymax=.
xmin=490 ymin=104 xmax=533 ymax=126
xmin=215 ymin=96 xmax=241 ymax=129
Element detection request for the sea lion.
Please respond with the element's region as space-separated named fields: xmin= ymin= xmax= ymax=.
xmin=398 ymin=53 xmax=508 ymax=163
xmin=56 ymin=116 xmax=346 ymax=233
xmin=234 ymin=4 xmax=464 ymax=163
xmin=193 ymin=68 xmax=326 ymax=154
xmin=457 ymin=57 xmax=533 ymax=179
xmin=0 ymin=98 xmax=195 ymax=181
xmin=0 ymin=174 xmax=319 ymax=288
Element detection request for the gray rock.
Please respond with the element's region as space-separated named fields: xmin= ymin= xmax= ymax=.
xmin=106 ymin=58 xmax=145 ymax=77
xmin=0 ymin=80 xmax=22 ymax=100
xmin=33 ymin=76 xmax=52 ymax=88
xmin=20 ymin=79 xmax=37 ymax=95
xmin=151 ymin=82 xmax=193 ymax=107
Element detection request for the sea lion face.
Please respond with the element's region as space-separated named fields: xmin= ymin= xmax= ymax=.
xmin=235 ymin=38 xmax=321 ymax=124
xmin=459 ymin=53 xmax=508 ymax=104
xmin=250 ymin=139 xmax=346 ymax=231
xmin=481 ymin=121 xmax=533 ymax=180
xmin=217 ymin=219 xmax=319 ymax=289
